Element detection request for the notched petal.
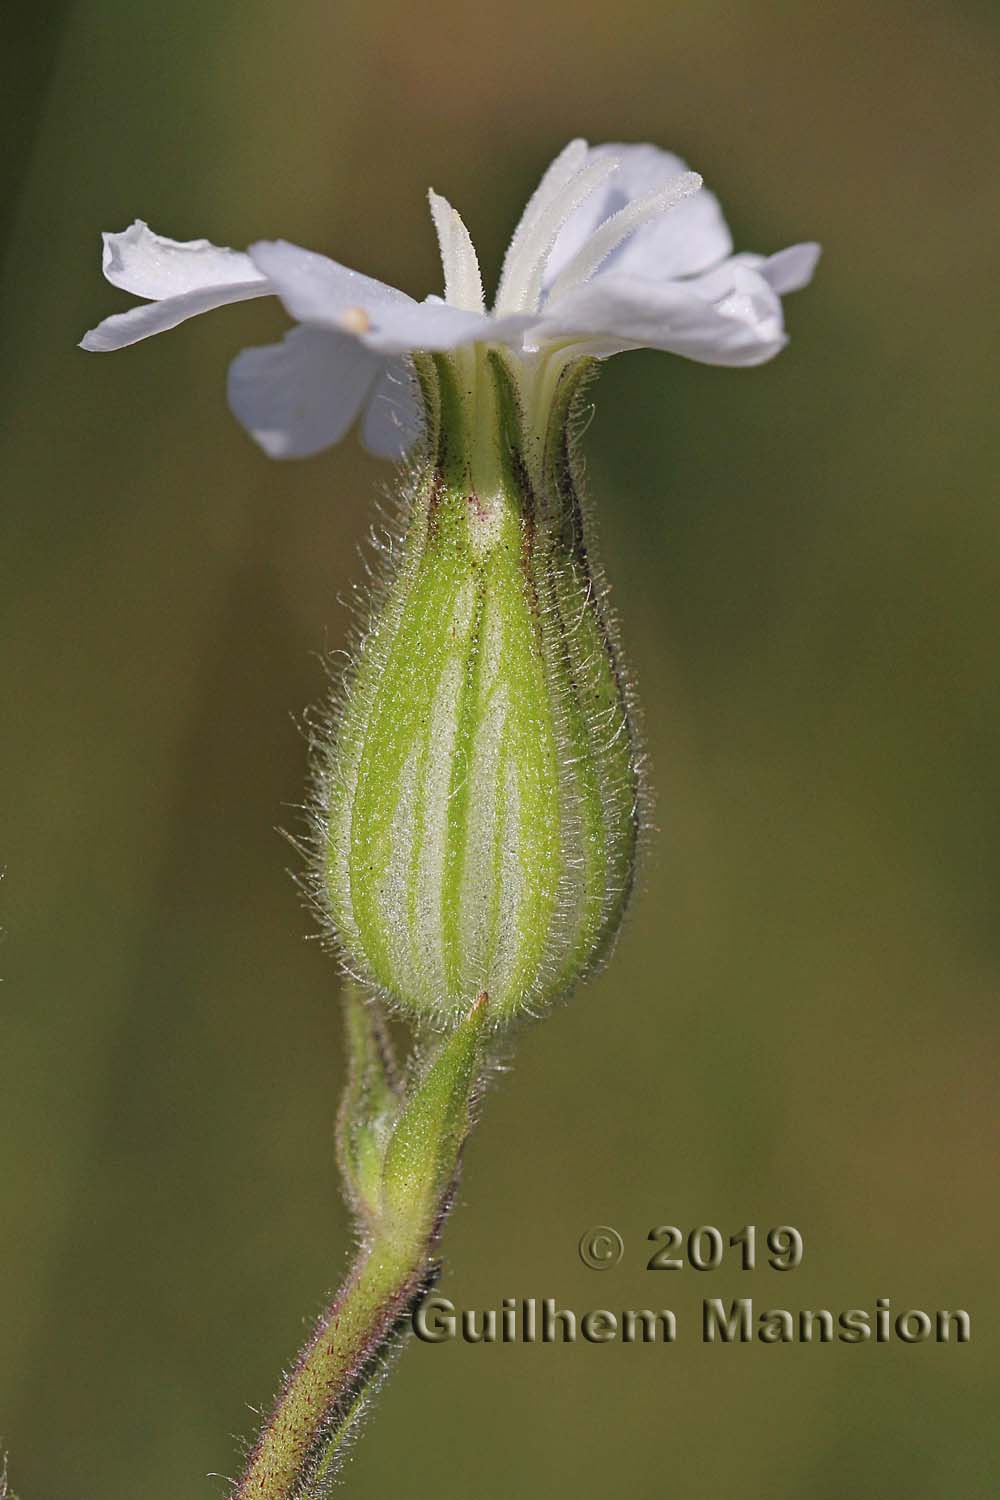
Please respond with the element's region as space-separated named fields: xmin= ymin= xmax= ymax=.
xmin=101 ymin=220 xmax=266 ymax=299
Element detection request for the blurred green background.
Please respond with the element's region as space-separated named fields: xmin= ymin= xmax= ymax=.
xmin=2 ymin=1 xmax=998 ymax=1496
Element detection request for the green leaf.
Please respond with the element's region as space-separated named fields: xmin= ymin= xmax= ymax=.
xmin=380 ymin=995 xmax=489 ymax=1240
xmin=336 ymin=987 xmax=402 ymax=1223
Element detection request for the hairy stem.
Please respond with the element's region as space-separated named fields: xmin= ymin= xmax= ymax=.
xmin=233 ymin=1231 xmax=434 ymax=1500
xmin=232 ymin=990 xmax=488 ymax=1500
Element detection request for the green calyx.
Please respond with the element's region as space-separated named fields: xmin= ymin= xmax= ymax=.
xmin=317 ymin=348 xmax=640 ymax=1026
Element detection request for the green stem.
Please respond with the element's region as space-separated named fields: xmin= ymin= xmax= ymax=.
xmin=300 ymin=1386 xmax=370 ymax=1499
xmin=232 ymin=1231 xmax=433 ymax=1500
xmin=232 ymin=991 xmax=488 ymax=1499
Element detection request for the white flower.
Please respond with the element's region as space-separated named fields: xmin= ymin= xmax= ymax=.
xmin=81 ymin=140 xmax=819 ymax=461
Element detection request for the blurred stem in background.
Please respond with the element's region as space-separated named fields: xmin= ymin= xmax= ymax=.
xmin=0 ymin=2 xmax=73 ymax=272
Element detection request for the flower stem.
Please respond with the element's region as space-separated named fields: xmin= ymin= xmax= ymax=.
xmin=232 ymin=990 xmax=488 ymax=1500
xmin=233 ymin=1231 xmax=434 ymax=1500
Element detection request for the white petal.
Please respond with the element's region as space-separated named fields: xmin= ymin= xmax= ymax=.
xmin=608 ymin=188 xmax=733 ymax=283
xmin=248 ymin=240 xmax=414 ymax=331
xmin=80 ymin=280 xmax=272 ymax=351
xmin=227 ymin=326 xmax=381 ymax=458
xmin=101 ymin=221 xmax=266 ymax=298
xmin=427 ymin=191 xmax=485 ymax=312
xmin=534 ymin=266 xmax=788 ymax=367
xmin=359 ymin=299 xmax=526 ymax=356
xmin=361 ymin=359 xmax=424 ymax=459
xmin=737 ymin=242 xmax=821 ymax=295
xmin=250 ymin=240 xmax=529 ymax=356
xmin=544 ymin=144 xmax=733 ymax=288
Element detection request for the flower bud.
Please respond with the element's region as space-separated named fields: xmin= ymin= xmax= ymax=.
xmin=316 ymin=352 xmax=640 ymax=1024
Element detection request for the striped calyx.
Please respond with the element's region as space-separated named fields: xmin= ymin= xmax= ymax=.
xmin=317 ymin=349 xmax=640 ymax=1025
